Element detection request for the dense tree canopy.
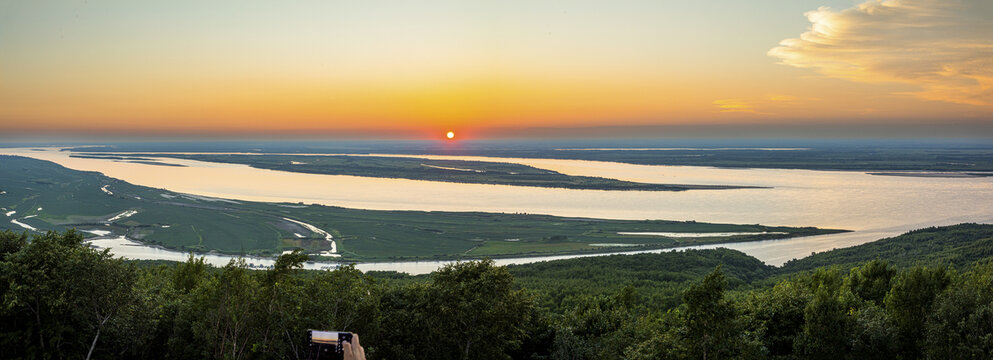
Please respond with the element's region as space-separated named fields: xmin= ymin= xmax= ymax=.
xmin=3 ymin=224 xmax=993 ymax=359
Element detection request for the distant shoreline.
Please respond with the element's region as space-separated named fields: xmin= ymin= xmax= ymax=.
xmin=867 ymin=171 xmax=993 ymax=178
xmin=81 ymin=152 xmax=767 ymax=192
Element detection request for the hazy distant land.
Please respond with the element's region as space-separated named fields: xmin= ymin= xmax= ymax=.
xmin=65 ymin=140 xmax=993 ymax=172
xmin=75 ymin=153 xmax=762 ymax=191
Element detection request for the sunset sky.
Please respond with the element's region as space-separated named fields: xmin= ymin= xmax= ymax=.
xmin=1 ymin=0 xmax=991 ymax=139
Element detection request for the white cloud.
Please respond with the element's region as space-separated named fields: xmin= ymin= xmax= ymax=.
xmin=769 ymin=0 xmax=993 ymax=106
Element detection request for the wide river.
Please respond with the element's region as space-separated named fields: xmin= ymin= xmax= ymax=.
xmin=3 ymin=147 xmax=993 ymax=273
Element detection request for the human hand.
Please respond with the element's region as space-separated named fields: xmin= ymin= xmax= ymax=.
xmin=343 ymin=333 xmax=365 ymax=360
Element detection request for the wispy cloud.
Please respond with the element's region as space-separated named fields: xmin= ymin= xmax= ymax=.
xmin=713 ymin=95 xmax=811 ymax=115
xmin=713 ymin=99 xmax=761 ymax=114
xmin=769 ymin=0 xmax=993 ymax=106
xmin=766 ymin=94 xmax=799 ymax=102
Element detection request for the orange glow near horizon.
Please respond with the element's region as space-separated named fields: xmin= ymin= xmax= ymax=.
xmin=0 ymin=1 xmax=990 ymax=139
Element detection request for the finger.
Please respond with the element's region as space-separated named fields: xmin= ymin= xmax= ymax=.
xmin=342 ymin=341 xmax=354 ymax=360
xmin=353 ymin=333 xmax=361 ymax=350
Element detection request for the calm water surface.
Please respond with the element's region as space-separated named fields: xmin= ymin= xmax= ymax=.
xmin=4 ymin=148 xmax=992 ymax=273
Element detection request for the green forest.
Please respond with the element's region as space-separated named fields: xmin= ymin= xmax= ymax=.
xmin=3 ymin=223 xmax=993 ymax=359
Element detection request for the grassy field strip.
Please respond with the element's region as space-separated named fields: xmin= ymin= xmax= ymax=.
xmin=616 ymin=231 xmax=789 ymax=237
xmin=79 ymin=152 xmax=756 ymax=191
xmin=420 ymin=163 xmax=485 ymax=172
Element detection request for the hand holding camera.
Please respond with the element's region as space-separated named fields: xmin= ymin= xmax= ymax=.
xmin=342 ymin=333 xmax=365 ymax=360
xmin=308 ymin=330 xmax=365 ymax=360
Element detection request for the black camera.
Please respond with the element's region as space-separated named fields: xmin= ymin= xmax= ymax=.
xmin=307 ymin=330 xmax=353 ymax=360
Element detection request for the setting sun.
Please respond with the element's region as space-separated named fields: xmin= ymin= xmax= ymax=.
xmin=446 ymin=131 xmax=455 ymax=139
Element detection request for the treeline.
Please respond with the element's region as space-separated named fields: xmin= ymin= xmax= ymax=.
xmin=504 ymin=248 xmax=774 ymax=312
xmin=3 ymin=226 xmax=993 ymax=359
xmin=0 ymin=230 xmax=530 ymax=360
xmin=779 ymin=223 xmax=993 ymax=272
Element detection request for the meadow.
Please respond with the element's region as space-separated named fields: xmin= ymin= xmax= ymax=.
xmin=0 ymin=155 xmax=839 ymax=261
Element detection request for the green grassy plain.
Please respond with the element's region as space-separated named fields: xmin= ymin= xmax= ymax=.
xmin=0 ymin=155 xmax=842 ymax=261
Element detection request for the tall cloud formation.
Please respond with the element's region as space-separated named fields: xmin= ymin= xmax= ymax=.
xmin=769 ymin=0 xmax=993 ymax=106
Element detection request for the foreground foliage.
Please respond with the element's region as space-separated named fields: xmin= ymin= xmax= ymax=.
xmin=3 ymin=224 xmax=993 ymax=359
